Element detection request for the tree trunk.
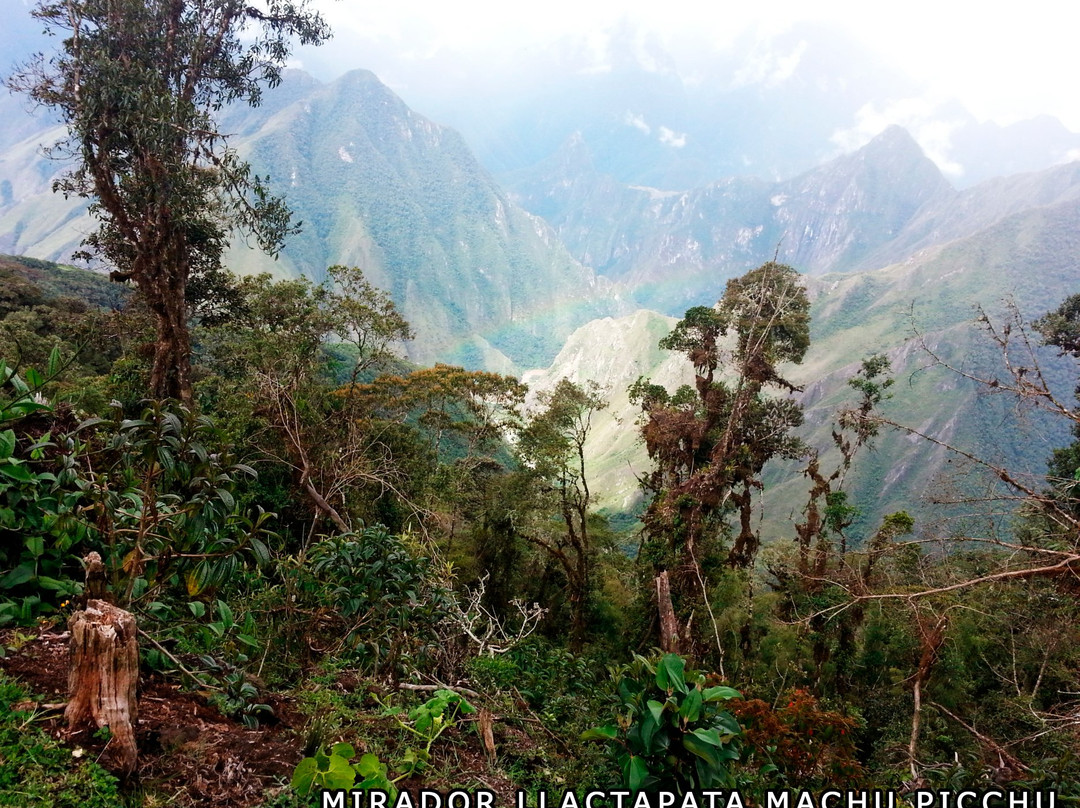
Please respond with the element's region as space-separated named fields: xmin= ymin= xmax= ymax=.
xmin=65 ymin=598 xmax=139 ymax=777
xmin=146 ymin=266 xmax=193 ymax=403
xmin=656 ymin=570 xmax=680 ymax=654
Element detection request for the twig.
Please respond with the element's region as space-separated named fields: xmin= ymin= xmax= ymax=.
xmin=137 ymin=629 xmax=222 ymax=692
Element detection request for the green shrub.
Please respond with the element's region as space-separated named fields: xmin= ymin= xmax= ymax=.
xmin=583 ymin=653 xmax=742 ymax=792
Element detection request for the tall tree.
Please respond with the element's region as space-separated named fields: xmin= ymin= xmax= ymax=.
xmin=630 ymin=261 xmax=809 ymax=654
xmin=8 ymin=0 xmax=330 ymax=401
xmin=518 ymin=378 xmax=607 ymax=652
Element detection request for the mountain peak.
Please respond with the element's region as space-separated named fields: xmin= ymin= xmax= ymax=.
xmin=862 ymin=124 xmax=926 ymax=158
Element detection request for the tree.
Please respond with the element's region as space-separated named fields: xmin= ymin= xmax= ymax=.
xmin=630 ymin=261 xmax=810 ymax=656
xmin=199 ymin=267 xmax=413 ymax=534
xmin=517 ymin=378 xmax=607 ymax=652
xmin=8 ymin=0 xmax=330 ymax=402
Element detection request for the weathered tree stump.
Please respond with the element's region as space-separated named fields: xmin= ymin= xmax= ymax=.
xmin=656 ymin=570 xmax=680 ymax=654
xmin=65 ymin=592 xmax=139 ymax=776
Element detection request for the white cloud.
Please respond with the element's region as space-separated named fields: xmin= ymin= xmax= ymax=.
xmin=731 ymin=39 xmax=807 ymax=89
xmin=658 ymin=126 xmax=687 ymax=148
xmin=625 ymin=112 xmax=651 ymax=135
xmin=830 ymin=97 xmax=966 ymax=177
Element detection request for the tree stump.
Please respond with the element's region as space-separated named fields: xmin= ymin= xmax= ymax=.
xmin=65 ymin=597 xmax=139 ymax=776
xmin=656 ymin=570 xmax=681 ymax=654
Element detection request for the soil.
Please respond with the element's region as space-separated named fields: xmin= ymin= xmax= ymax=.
xmin=0 ymin=625 xmax=528 ymax=807
xmin=1 ymin=624 xmax=304 ymax=807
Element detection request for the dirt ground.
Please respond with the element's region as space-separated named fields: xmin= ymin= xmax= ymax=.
xmin=1 ymin=625 xmax=526 ymax=807
xmin=1 ymin=625 xmax=305 ymax=807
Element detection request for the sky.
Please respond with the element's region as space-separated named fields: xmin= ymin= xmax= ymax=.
xmin=305 ymin=0 xmax=1080 ymax=132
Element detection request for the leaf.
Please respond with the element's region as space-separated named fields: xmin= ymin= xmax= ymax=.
xmin=624 ymin=755 xmax=649 ymax=791
xmin=0 ymin=462 xmax=34 ymax=483
xmin=249 ymin=536 xmax=271 ymax=567
xmin=354 ymin=752 xmax=385 ymax=778
xmin=580 ymin=724 xmax=619 ymax=742
xmin=655 ymin=653 xmax=688 ymax=694
xmin=25 ymin=535 xmax=44 ymax=559
xmin=638 ymin=709 xmax=661 ymax=752
xmin=679 ymin=687 xmax=703 ymax=723
xmin=47 ymin=345 xmax=61 ymax=378
xmin=216 ymin=599 xmax=234 ymax=629
xmin=702 ymin=685 xmax=741 ymax=702
xmin=0 ymin=430 xmax=15 ymax=460
xmin=188 ymin=601 xmax=206 ymax=619
xmin=0 ymin=564 xmax=35 ymax=590
xmin=291 ymin=757 xmax=317 ymax=795
xmin=331 ymin=742 xmax=356 ymax=760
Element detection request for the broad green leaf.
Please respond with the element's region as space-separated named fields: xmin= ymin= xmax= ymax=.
xmin=580 ymin=724 xmax=619 ymax=741
xmin=37 ymin=576 xmax=66 ymax=591
xmin=216 ymin=488 xmax=235 ymax=510
xmin=0 ymin=430 xmax=15 ymax=460
xmin=624 ymin=755 xmax=649 ymax=791
xmin=249 ymin=536 xmax=271 ymax=567
xmin=655 ymin=653 xmax=688 ymax=694
xmin=355 ymin=752 xmax=385 ymax=778
xmin=188 ymin=601 xmax=206 ymax=619
xmin=646 ymin=699 xmax=666 ymax=725
xmin=25 ymin=535 xmax=44 ymax=559
xmin=0 ymin=563 xmax=35 ymax=589
xmin=322 ymin=751 xmax=355 ymax=789
xmin=679 ymin=687 xmax=703 ymax=723
xmin=639 ymin=709 xmax=660 ymax=752
xmin=291 ymin=757 xmax=317 ymax=795
xmin=702 ymin=685 xmax=742 ymax=702
xmin=0 ymin=462 xmax=34 ymax=483
xmin=331 ymin=742 xmax=356 ymax=760
xmin=216 ymin=599 xmax=234 ymax=629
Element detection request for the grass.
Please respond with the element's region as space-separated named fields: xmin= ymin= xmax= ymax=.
xmin=0 ymin=672 xmax=128 ymax=808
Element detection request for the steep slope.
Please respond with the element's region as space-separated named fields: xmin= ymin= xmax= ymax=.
xmin=510 ymin=127 xmax=954 ymax=313
xmin=0 ymin=70 xmax=618 ymax=371
xmin=528 ymin=195 xmax=1080 ymax=532
xmin=522 ymin=309 xmax=692 ymax=512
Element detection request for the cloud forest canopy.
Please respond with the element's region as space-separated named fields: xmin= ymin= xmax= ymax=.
xmin=7 ymin=0 xmax=331 ymax=401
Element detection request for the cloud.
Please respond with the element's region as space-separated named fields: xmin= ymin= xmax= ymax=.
xmin=731 ymin=38 xmax=807 ymax=89
xmin=658 ymin=126 xmax=686 ymax=148
xmin=831 ymin=96 xmax=966 ymax=177
xmin=625 ymin=111 xmax=651 ymax=135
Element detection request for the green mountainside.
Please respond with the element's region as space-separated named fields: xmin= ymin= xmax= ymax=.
xmin=509 ymin=126 xmax=1080 ymax=317
xmin=525 ymin=195 xmax=1080 ymax=534
xmin=0 ymin=71 xmax=617 ymax=372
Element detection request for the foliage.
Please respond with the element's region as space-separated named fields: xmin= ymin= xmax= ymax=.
xmin=583 ymin=653 xmax=742 ymax=792
xmin=10 ymin=0 xmax=330 ymax=400
xmin=377 ymin=689 xmax=477 ymax=778
xmin=733 ymin=690 xmax=864 ymax=790
xmin=0 ymin=353 xmax=87 ymax=623
xmin=0 ymin=673 xmax=127 ymax=807
xmin=291 ymin=743 xmax=395 ymax=798
xmin=197 ymin=268 xmax=414 ymax=534
xmin=70 ymin=401 xmax=272 ymax=605
xmin=271 ymin=526 xmax=457 ymax=676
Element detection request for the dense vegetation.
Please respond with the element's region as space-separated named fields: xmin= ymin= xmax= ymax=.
xmin=1 ymin=250 xmax=1079 ymax=805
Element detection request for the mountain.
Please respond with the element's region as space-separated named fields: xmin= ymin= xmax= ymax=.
xmin=526 ymin=194 xmax=1080 ymax=531
xmin=0 ymin=70 xmax=620 ymax=372
xmin=508 ymin=126 xmax=955 ymax=312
